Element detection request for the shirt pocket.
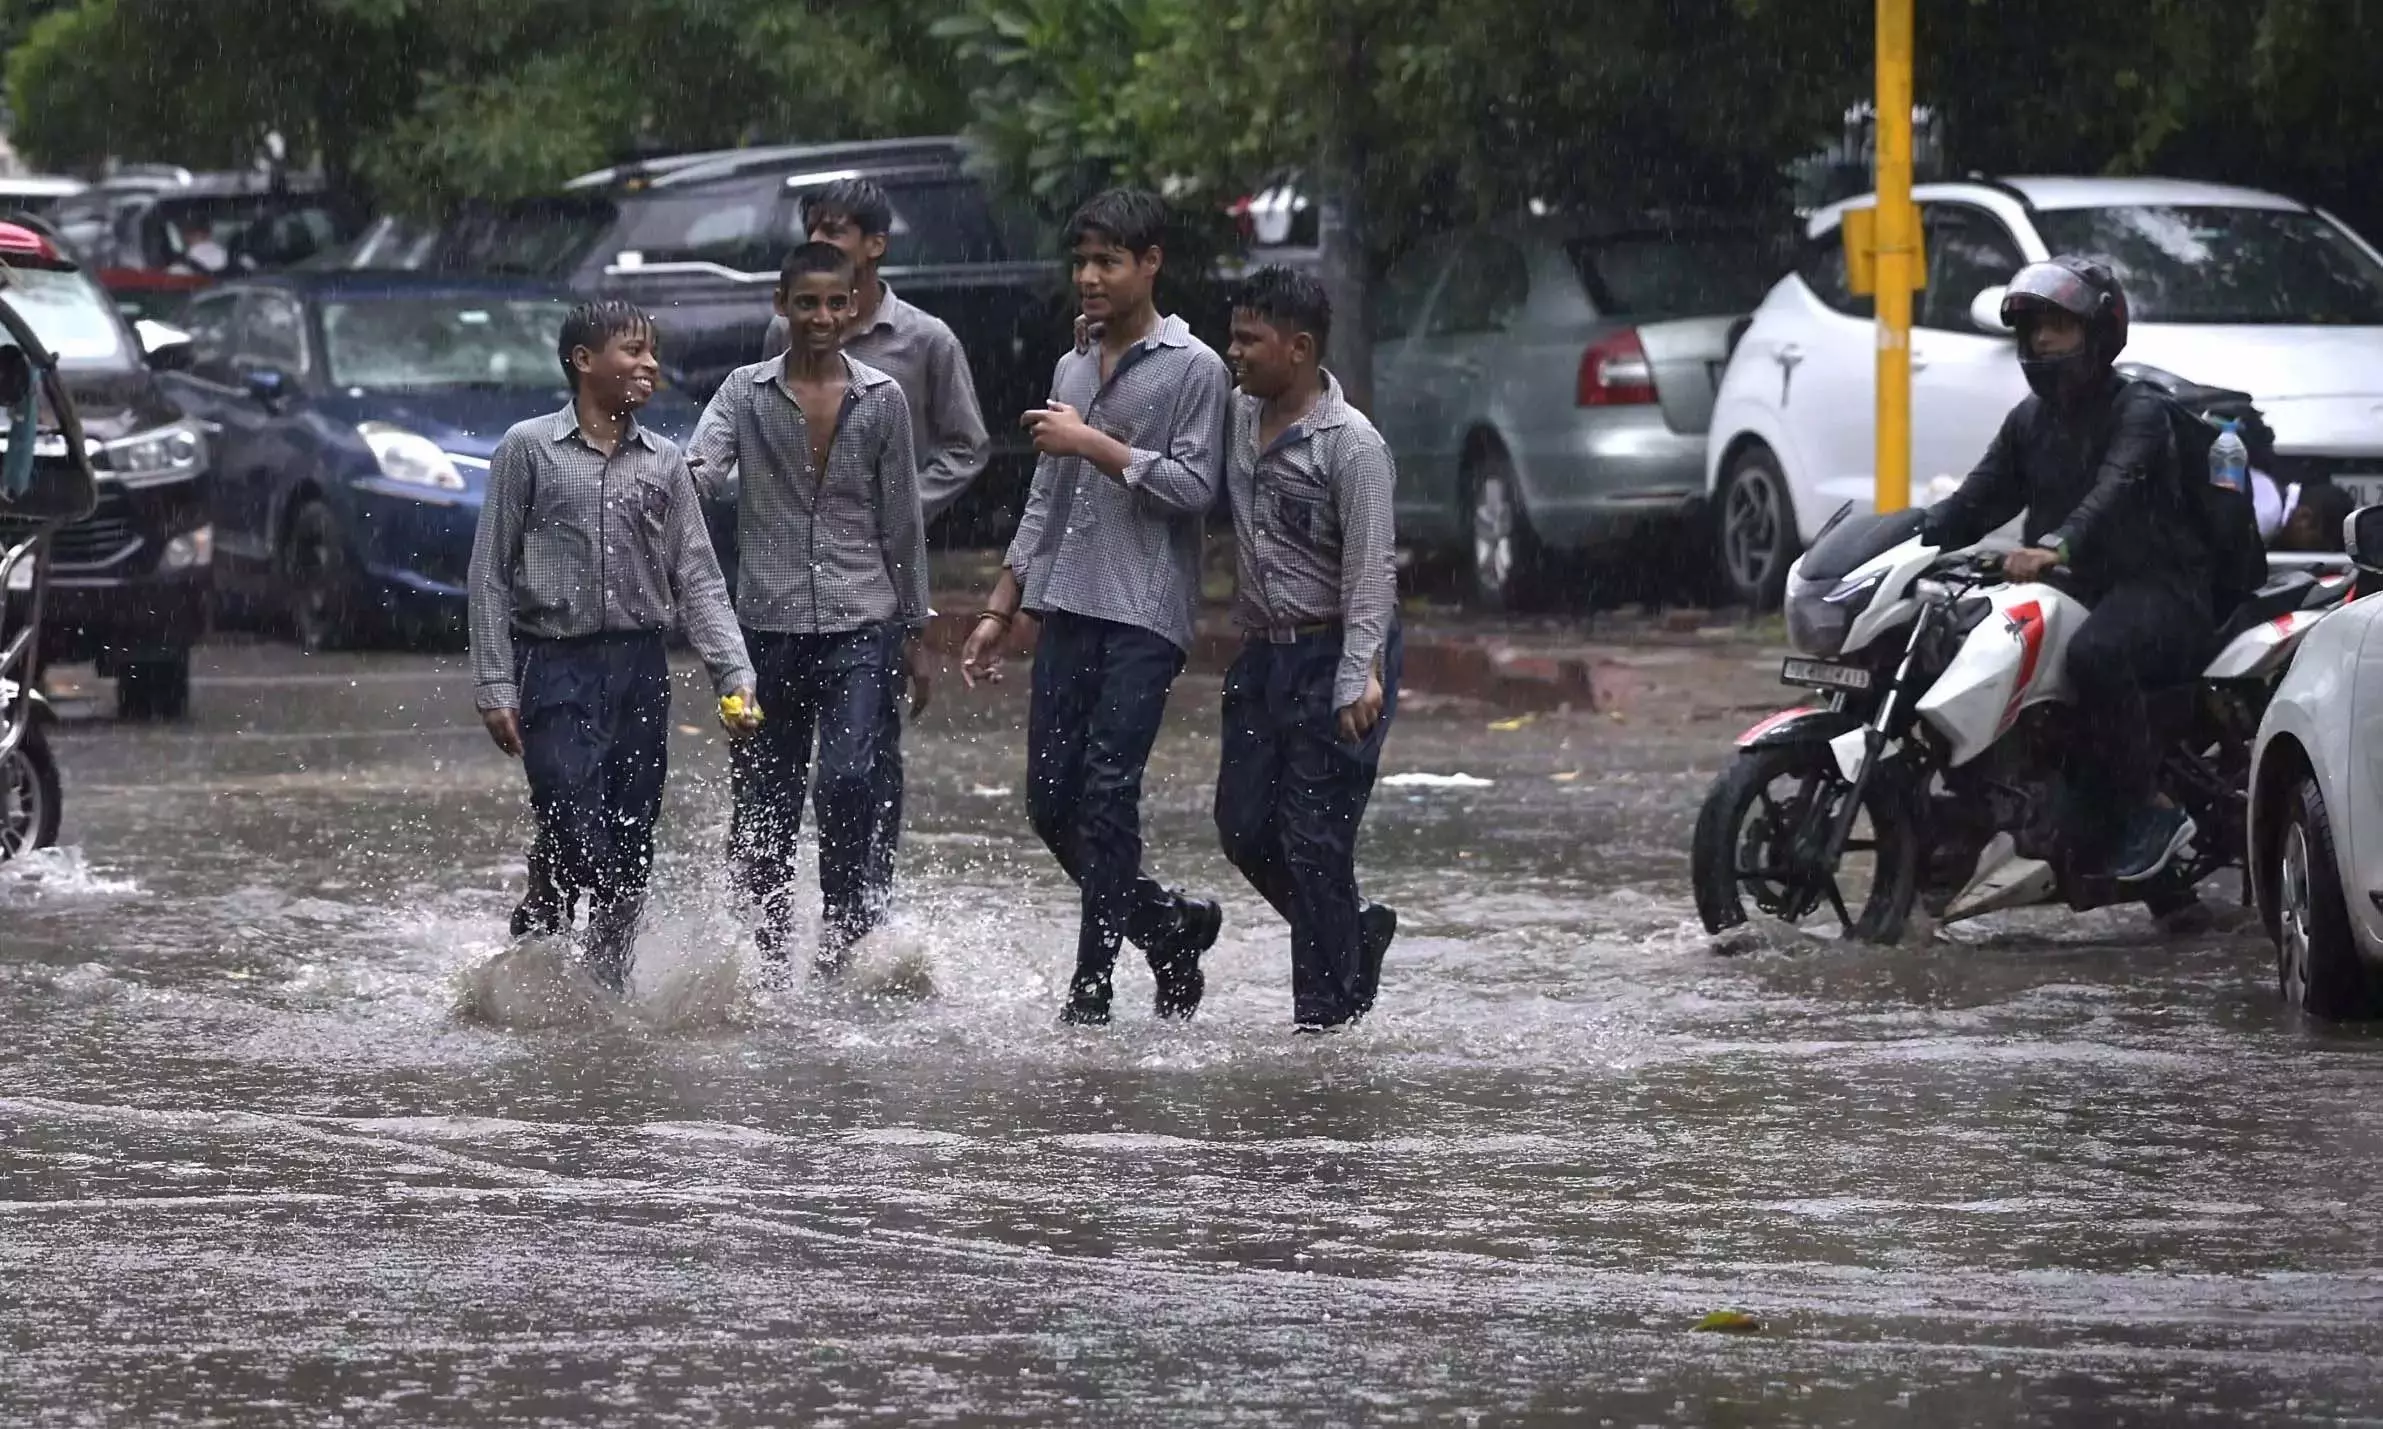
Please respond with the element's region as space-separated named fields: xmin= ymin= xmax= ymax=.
xmin=629 ymin=472 xmax=673 ymax=537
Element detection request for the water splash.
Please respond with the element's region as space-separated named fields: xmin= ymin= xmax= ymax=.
xmin=0 ymin=846 xmax=140 ymax=907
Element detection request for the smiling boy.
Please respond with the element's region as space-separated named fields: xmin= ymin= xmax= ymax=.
xmin=687 ymin=243 xmax=928 ymax=973
xmin=958 ymin=189 xmax=1227 ymax=1026
xmin=467 ymin=300 xmax=756 ymax=990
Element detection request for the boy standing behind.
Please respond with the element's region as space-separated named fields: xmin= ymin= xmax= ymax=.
xmin=959 ymin=189 xmax=1227 ymax=1026
xmin=688 ymin=243 xmax=929 ymax=973
xmin=1213 ymin=267 xmax=1401 ymax=1031
xmin=468 ymin=301 xmax=756 ymax=990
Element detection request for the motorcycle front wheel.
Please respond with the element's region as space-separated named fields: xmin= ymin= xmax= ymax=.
xmin=1692 ymin=742 xmax=1918 ymax=942
xmin=0 ymin=723 xmax=61 ymax=861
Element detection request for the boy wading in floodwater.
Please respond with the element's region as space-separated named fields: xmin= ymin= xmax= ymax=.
xmin=1216 ymin=267 xmax=1401 ymax=1031
xmin=468 ymin=301 xmax=757 ymax=990
xmin=687 ymin=243 xmax=929 ymax=974
xmin=959 ymin=189 xmax=1227 ymax=1026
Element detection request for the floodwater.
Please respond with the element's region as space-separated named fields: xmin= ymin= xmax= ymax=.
xmin=8 ymin=643 xmax=2383 ymax=1426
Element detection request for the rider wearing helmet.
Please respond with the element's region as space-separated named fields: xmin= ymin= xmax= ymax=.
xmin=1921 ymin=255 xmax=2213 ymax=884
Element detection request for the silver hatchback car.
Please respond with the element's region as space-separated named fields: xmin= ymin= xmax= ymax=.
xmin=1372 ymin=221 xmax=1784 ymax=608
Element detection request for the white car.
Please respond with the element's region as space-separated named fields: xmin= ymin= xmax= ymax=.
xmin=2249 ymin=508 xmax=2383 ymax=1019
xmin=1707 ymin=176 xmax=2383 ymax=607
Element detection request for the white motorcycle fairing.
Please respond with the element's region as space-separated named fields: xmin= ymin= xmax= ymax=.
xmin=2203 ymin=606 xmax=2332 ymax=681
xmin=1913 ymin=582 xmax=2090 ymax=768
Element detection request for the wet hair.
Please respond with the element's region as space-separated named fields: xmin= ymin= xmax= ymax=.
xmin=1231 ymin=265 xmax=1331 ymax=355
xmin=803 ymin=178 xmax=894 ymax=239
xmin=1064 ymin=187 xmax=1168 ymax=256
xmin=778 ymin=240 xmax=857 ymax=292
xmin=2283 ymin=481 xmax=2358 ymax=552
xmin=556 ymin=299 xmax=654 ymax=389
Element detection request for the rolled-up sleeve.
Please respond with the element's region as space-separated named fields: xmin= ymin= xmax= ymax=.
xmin=661 ymin=456 xmax=753 ymax=697
xmin=467 ymin=434 xmax=532 ymax=711
xmin=1332 ymin=429 xmax=1399 ymax=711
xmin=1120 ymin=351 xmax=1225 ymax=517
xmin=917 ymin=331 xmax=990 ymax=521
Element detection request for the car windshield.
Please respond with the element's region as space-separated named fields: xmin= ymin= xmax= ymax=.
xmin=1566 ymin=233 xmax=1785 ymax=316
xmin=0 ymin=264 xmax=135 ymax=369
xmin=150 ymin=194 xmax=348 ymax=273
xmin=320 ymin=296 xmax=569 ymax=389
xmin=2031 ymin=206 xmax=2383 ymax=325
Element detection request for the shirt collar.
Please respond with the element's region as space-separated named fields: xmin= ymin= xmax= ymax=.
xmin=753 ymin=352 xmax=898 ymax=400
xmin=1237 ymin=370 xmax=1354 ymax=445
xmin=1083 ymin=311 xmax=1195 ymax=355
xmin=546 ymin=404 xmax=656 ymax=450
xmin=858 ymin=281 xmax=909 ymax=338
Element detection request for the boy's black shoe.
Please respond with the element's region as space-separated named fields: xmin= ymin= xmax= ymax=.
xmin=581 ymin=896 xmax=641 ymax=994
xmin=510 ymin=890 xmax=570 ymax=939
xmin=1060 ymin=970 xmax=1113 ymax=1027
xmin=1356 ymin=902 xmax=1398 ymax=1015
xmin=1149 ymin=896 xmax=1221 ymax=1020
xmin=2111 ymin=805 xmax=2196 ymax=884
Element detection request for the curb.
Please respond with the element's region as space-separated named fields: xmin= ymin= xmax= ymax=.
xmin=921 ymin=605 xmax=1643 ymax=713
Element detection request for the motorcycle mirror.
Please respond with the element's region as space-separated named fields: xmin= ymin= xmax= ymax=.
xmin=2345 ymin=506 xmax=2383 ymax=571
xmin=1969 ymin=285 xmax=2012 ymax=337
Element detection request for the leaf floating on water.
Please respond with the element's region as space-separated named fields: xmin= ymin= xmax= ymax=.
xmin=1693 ymin=1310 xmax=1763 ymax=1333
xmin=968 ymin=784 xmax=1013 ymax=798
xmin=1488 ymin=713 xmax=1536 ymax=731
xmin=676 ymin=724 xmax=702 ymax=736
xmin=1551 ymin=769 xmax=1581 ymax=782
xmin=1380 ymin=772 xmax=1494 ymax=789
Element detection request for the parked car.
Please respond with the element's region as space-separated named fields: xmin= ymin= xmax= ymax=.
xmin=158 ymin=273 xmax=702 ymax=650
xmin=348 ymin=137 xmax=1072 ymax=541
xmin=1708 ymin=176 xmax=2383 ymax=608
xmin=0 ymin=175 xmax=89 ymax=217
xmin=48 ymin=170 xmax=363 ymax=325
xmin=2249 ymin=503 xmax=2383 ymax=1020
xmin=1371 ymin=218 xmax=1786 ymax=608
xmin=0 ymin=218 xmax=214 ymax=719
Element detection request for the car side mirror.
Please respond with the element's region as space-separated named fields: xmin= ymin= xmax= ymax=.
xmin=136 ymin=319 xmax=195 ymax=372
xmin=1968 ymin=286 xmax=2012 ymax=337
xmin=243 ymin=365 xmax=290 ymax=408
xmin=2346 ymin=506 xmax=2383 ymax=572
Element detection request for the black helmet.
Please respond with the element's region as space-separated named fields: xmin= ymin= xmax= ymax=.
xmin=2001 ymin=255 xmax=2128 ymax=403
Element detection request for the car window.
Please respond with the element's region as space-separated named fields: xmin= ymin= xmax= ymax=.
xmin=234 ymin=290 xmax=309 ymax=375
xmin=2031 ymin=205 xmax=2383 ymax=325
xmin=1566 ymin=232 xmax=1785 ymax=316
xmin=1921 ymin=204 xmax=2025 ymax=331
xmin=52 ymin=203 xmax=115 ymax=268
xmin=610 ymin=180 xmax=799 ymax=274
xmin=179 ymin=290 xmax=242 ymax=381
xmin=1373 ymin=244 xmax=1446 ymax=341
xmin=433 ymin=199 xmax=615 ymax=278
xmin=0 ymin=265 xmax=137 ymax=369
xmin=1797 ymin=229 xmax=1875 ymax=319
xmin=1428 ymin=239 xmax=1530 ymax=335
xmin=321 ymin=297 xmax=571 ymax=389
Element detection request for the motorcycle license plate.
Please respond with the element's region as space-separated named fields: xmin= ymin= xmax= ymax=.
xmin=1781 ymin=657 xmax=1872 ymax=693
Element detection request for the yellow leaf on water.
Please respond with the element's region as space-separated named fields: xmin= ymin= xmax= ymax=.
xmin=1488 ymin=713 xmax=1536 ymax=732
xmin=1551 ymin=770 xmax=1581 ymax=782
xmin=1693 ymin=1310 xmax=1763 ymax=1333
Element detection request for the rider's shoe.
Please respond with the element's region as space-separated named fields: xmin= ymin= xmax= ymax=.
xmin=2111 ymin=804 xmax=2196 ymax=884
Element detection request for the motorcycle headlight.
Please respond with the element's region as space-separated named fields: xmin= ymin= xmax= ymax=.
xmin=100 ymin=419 xmax=207 ymax=487
xmin=358 ymin=422 xmax=465 ymax=493
xmin=1784 ymin=572 xmax=1883 ymax=657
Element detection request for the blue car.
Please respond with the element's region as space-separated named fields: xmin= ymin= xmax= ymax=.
xmin=160 ymin=273 xmax=707 ymax=649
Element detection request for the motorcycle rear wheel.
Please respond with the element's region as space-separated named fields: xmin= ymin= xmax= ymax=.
xmin=1693 ymin=743 xmax=1918 ymax=942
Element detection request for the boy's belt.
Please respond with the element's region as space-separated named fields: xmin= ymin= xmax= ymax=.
xmin=1247 ymin=619 xmax=1342 ymax=645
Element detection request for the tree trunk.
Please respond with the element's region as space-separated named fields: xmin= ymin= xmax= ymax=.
xmin=1315 ymin=11 xmax=1373 ymax=413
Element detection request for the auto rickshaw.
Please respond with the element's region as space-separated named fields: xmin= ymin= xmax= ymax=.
xmin=0 ymin=238 xmax=100 ymax=860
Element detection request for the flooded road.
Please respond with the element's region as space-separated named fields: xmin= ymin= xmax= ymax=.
xmin=9 ymin=642 xmax=2383 ymax=1426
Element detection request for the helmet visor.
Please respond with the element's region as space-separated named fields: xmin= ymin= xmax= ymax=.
xmin=2004 ymin=261 xmax=2100 ymax=321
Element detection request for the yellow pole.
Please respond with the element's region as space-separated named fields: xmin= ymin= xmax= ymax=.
xmin=1874 ymin=0 xmax=1914 ymax=513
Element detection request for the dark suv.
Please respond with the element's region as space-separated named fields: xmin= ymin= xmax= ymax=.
xmin=401 ymin=138 xmax=1073 ymax=539
xmin=50 ymin=170 xmax=361 ymax=326
xmin=0 ymin=220 xmax=213 ymax=718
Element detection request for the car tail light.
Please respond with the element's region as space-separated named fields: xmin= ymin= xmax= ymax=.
xmin=1577 ymin=328 xmax=1658 ymax=406
xmin=0 ymin=222 xmax=67 ymax=268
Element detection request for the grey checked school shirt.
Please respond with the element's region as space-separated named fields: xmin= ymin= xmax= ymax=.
xmin=1003 ymin=313 xmax=1229 ymax=652
xmin=684 ymin=353 xmax=929 ymax=635
xmin=762 ymin=284 xmax=990 ymax=520
xmin=467 ymin=407 xmax=752 ymax=712
xmin=1228 ymin=371 xmax=1399 ymax=710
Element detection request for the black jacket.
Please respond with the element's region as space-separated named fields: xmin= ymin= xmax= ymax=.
xmin=1922 ymin=374 xmax=2209 ymax=604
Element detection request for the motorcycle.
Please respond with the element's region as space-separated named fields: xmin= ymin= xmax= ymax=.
xmin=0 ymin=257 xmax=100 ymax=862
xmin=1691 ymin=504 xmax=2352 ymax=941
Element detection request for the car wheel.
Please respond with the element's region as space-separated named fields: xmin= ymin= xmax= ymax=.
xmin=2276 ymin=776 xmax=2381 ymax=1021
xmin=115 ymin=652 xmax=191 ymax=722
xmin=0 ymin=723 xmax=61 ymax=861
xmin=1465 ymin=451 xmax=1544 ymax=612
xmin=1717 ymin=444 xmax=1798 ymax=611
xmin=286 ymin=499 xmax=358 ymax=654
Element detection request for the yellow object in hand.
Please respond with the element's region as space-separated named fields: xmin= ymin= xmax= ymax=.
xmin=720 ymin=692 xmax=762 ymax=724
